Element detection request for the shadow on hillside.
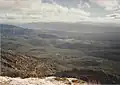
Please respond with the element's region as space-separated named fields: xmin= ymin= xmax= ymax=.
xmin=54 ymin=69 xmax=120 ymax=84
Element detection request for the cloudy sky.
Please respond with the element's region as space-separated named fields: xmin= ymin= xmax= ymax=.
xmin=0 ymin=0 xmax=120 ymax=23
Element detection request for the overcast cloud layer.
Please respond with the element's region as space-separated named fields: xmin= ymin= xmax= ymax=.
xmin=0 ymin=0 xmax=120 ymax=23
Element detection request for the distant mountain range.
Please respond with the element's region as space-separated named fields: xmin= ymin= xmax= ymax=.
xmin=20 ymin=22 xmax=120 ymax=33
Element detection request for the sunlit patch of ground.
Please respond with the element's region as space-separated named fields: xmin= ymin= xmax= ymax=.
xmin=0 ymin=76 xmax=101 ymax=85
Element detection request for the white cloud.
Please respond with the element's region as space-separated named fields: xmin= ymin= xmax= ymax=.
xmin=95 ymin=0 xmax=120 ymax=11
xmin=87 ymin=15 xmax=120 ymax=24
xmin=106 ymin=13 xmax=120 ymax=21
xmin=0 ymin=0 xmax=90 ymax=23
xmin=0 ymin=0 xmax=120 ymax=23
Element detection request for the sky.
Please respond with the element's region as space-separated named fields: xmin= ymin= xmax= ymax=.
xmin=0 ymin=0 xmax=120 ymax=23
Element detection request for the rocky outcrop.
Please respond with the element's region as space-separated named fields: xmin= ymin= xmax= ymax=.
xmin=0 ymin=76 xmax=92 ymax=85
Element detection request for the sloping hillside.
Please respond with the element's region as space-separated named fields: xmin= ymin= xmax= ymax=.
xmin=1 ymin=50 xmax=120 ymax=84
xmin=1 ymin=50 xmax=59 ymax=78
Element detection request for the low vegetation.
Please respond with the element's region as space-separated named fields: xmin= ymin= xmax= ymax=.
xmin=0 ymin=24 xmax=120 ymax=84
